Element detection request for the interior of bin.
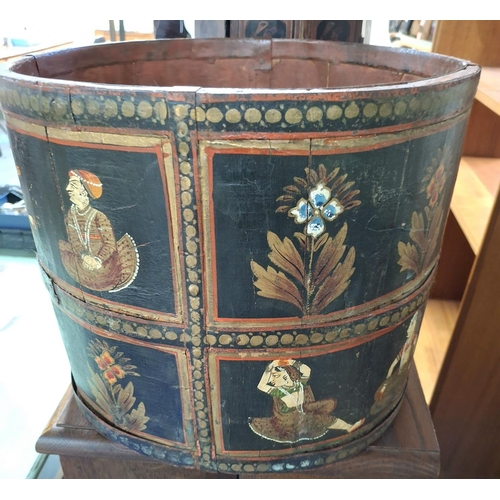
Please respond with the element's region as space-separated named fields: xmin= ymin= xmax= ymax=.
xmin=9 ymin=39 xmax=468 ymax=90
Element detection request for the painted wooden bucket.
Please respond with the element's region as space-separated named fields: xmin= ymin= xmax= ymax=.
xmin=0 ymin=39 xmax=479 ymax=473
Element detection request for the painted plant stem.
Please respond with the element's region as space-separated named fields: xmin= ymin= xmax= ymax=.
xmin=305 ymin=234 xmax=316 ymax=315
xmin=252 ymin=164 xmax=361 ymax=316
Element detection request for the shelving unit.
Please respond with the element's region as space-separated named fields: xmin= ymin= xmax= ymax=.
xmin=475 ymin=67 xmax=500 ymax=116
xmin=451 ymin=154 xmax=500 ymax=255
xmin=417 ymin=21 xmax=500 ymax=478
xmin=413 ymin=299 xmax=459 ymax=403
xmin=414 ymin=71 xmax=500 ymax=405
xmin=414 ymin=157 xmax=481 ymax=401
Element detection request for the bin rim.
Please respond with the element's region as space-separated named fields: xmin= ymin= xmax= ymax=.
xmin=0 ymin=38 xmax=481 ymax=97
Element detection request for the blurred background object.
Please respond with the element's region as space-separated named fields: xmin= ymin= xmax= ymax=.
xmin=154 ymin=20 xmax=191 ymax=39
xmin=389 ymin=20 xmax=437 ymax=52
xmin=228 ymin=20 xmax=364 ymax=42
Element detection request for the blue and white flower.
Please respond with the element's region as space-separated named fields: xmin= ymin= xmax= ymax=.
xmin=288 ymin=183 xmax=344 ymax=238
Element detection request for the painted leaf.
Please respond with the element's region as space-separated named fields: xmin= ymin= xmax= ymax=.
xmin=325 ymin=167 xmax=340 ymax=186
xmin=117 ymin=381 xmax=136 ymax=414
xmin=331 ymin=173 xmax=348 ymax=193
xmin=336 ymin=181 xmax=355 ymax=197
xmin=423 ymin=203 xmax=444 ymax=269
xmin=397 ymin=241 xmax=419 ymax=274
xmin=276 ymin=195 xmax=296 ymax=202
xmin=305 ymin=167 xmax=318 ymax=185
xmin=267 ymin=232 xmax=305 ymax=283
xmin=294 ymin=232 xmax=307 ymax=249
xmin=311 ymin=246 xmax=356 ymax=314
xmin=409 ymin=211 xmax=426 ymax=251
xmin=318 ymin=164 xmax=327 ymax=181
xmin=293 ymin=176 xmax=308 ymax=188
xmin=88 ymin=365 xmax=113 ymax=416
xmin=276 ymin=205 xmax=290 ymax=213
xmin=313 ymin=232 xmax=329 ymax=252
xmin=345 ymin=200 xmax=362 ymax=210
xmin=313 ymin=223 xmax=348 ymax=286
xmin=339 ymin=189 xmax=360 ymax=205
xmin=126 ymin=402 xmax=150 ymax=432
xmin=284 ymin=185 xmax=301 ymax=194
xmin=251 ymin=261 xmax=303 ymax=312
xmin=421 ymin=172 xmax=432 ymax=186
xmin=424 ymin=206 xmax=431 ymax=221
xmin=121 ymin=363 xmax=138 ymax=372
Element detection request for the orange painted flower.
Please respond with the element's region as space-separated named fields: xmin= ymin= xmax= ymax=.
xmin=95 ymin=356 xmax=107 ymax=370
xmin=434 ymin=165 xmax=446 ymax=189
xmin=426 ymin=178 xmax=439 ymax=206
xmin=103 ymin=369 xmax=117 ymax=385
xmin=95 ymin=351 xmax=127 ymax=384
xmin=110 ymin=364 xmax=126 ymax=379
xmin=101 ymin=351 xmax=115 ymax=365
xmin=95 ymin=351 xmax=115 ymax=371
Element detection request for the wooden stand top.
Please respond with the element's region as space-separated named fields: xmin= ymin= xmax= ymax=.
xmin=36 ymin=364 xmax=439 ymax=479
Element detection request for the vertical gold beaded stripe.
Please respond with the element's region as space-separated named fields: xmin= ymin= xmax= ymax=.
xmin=169 ymin=99 xmax=214 ymax=470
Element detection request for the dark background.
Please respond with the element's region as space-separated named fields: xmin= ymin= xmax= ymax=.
xmin=212 ymin=124 xmax=465 ymax=320
xmin=56 ymin=311 xmax=186 ymax=444
xmin=9 ymin=131 xmax=176 ymax=315
xmin=218 ymin=316 xmax=413 ymax=452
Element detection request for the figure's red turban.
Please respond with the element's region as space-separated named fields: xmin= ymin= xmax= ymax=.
xmin=69 ymin=170 xmax=103 ymax=199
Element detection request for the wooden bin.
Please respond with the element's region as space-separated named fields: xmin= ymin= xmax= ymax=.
xmin=0 ymin=39 xmax=479 ymax=474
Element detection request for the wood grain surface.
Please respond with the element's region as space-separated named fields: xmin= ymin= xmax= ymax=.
xmin=475 ymin=68 xmax=500 ymax=117
xmin=432 ymin=21 xmax=500 ymax=67
xmin=413 ymin=299 xmax=460 ymax=403
xmin=431 ymin=188 xmax=500 ymax=478
xmin=429 ymin=211 xmax=475 ymax=301
xmin=450 ymin=156 xmax=500 ymax=255
xmin=429 ymin=24 xmax=500 ymax=478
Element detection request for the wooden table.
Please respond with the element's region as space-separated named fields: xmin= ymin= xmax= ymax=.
xmin=36 ymin=364 xmax=439 ymax=479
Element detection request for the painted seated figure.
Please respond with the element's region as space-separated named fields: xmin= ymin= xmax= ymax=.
xmin=58 ymin=169 xmax=139 ymax=292
xmin=249 ymin=359 xmax=364 ymax=443
xmin=371 ymin=312 xmax=421 ymax=415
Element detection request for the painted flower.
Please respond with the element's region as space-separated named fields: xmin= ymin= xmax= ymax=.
xmin=289 ymin=183 xmax=344 ymax=238
xmin=103 ymin=369 xmax=118 ymax=385
xmin=94 ymin=350 xmax=126 ymax=385
xmin=101 ymin=351 xmax=114 ymax=365
xmin=426 ymin=164 xmax=446 ymax=207
xmin=95 ymin=351 xmax=115 ymax=371
xmin=102 ymin=365 xmax=126 ymax=385
xmin=110 ymin=364 xmax=126 ymax=378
